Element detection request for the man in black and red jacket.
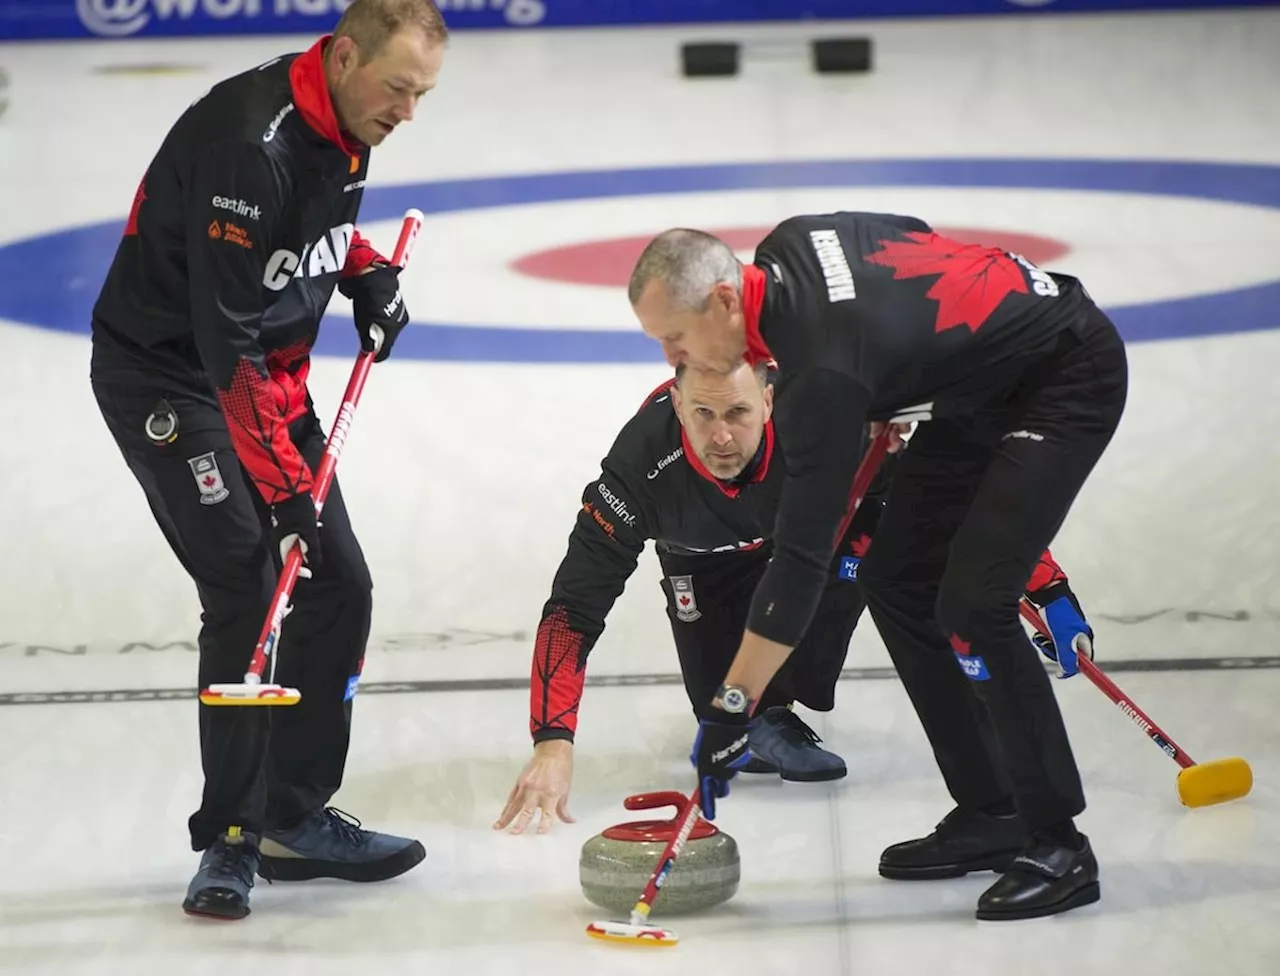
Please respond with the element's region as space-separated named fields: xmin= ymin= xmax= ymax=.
xmin=629 ymin=214 xmax=1126 ymax=921
xmin=493 ymin=360 xmax=1094 ymax=837
xmin=89 ymin=0 xmax=448 ymax=921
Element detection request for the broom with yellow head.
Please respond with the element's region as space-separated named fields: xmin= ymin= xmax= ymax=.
xmin=1019 ymin=598 xmax=1251 ymax=809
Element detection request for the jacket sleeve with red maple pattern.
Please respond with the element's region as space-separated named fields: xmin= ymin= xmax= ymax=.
xmin=184 ymin=140 xmax=314 ymax=506
xmin=530 ymin=456 xmax=654 ymax=745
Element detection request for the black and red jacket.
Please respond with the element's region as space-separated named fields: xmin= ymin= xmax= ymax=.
xmin=737 ymin=211 xmax=1088 ymax=648
xmin=89 ymin=35 xmax=386 ymax=506
xmin=529 ymin=378 xmax=1072 ymax=744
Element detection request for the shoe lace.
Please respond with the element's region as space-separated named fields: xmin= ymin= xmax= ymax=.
xmin=211 ymin=837 xmax=256 ymax=887
xmin=321 ymin=807 xmax=368 ymax=847
xmin=772 ymin=708 xmax=824 ymax=747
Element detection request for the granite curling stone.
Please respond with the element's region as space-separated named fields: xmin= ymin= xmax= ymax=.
xmin=580 ymin=791 xmax=740 ymax=915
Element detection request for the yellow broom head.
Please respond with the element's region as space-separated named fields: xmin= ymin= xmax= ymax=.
xmin=585 ymin=920 xmax=679 ymax=946
xmin=199 ymin=683 xmax=302 ymax=706
xmin=1177 ymin=758 xmax=1253 ymax=808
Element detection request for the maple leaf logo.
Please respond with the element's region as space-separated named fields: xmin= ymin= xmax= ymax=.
xmin=865 ymin=231 xmax=1028 ymax=334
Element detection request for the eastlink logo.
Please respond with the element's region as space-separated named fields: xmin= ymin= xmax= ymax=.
xmin=77 ymin=0 xmax=360 ymax=39
xmin=809 ymin=229 xmax=856 ymax=302
xmin=212 ymin=196 xmax=261 ymax=220
xmin=596 ymin=483 xmax=637 ymax=527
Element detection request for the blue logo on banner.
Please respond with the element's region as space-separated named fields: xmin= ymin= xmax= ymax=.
xmin=954 ymin=653 xmax=991 ymax=681
xmin=2 ymin=1 xmax=1259 ymax=42
xmin=838 ymin=557 xmax=861 ymax=582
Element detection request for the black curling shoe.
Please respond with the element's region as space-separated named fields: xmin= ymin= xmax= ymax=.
xmin=879 ymin=805 xmax=1029 ymax=880
xmin=976 ymin=832 xmax=1100 ymax=921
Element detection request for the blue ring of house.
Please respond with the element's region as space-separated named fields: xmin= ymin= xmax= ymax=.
xmin=1 ymin=157 xmax=1277 ymax=362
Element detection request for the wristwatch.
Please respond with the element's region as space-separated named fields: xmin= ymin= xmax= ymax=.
xmin=713 ymin=683 xmax=755 ymax=716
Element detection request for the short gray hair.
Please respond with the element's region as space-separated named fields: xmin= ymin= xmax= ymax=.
xmin=628 ymin=229 xmax=742 ymax=311
xmin=674 ymin=359 xmax=768 ymax=389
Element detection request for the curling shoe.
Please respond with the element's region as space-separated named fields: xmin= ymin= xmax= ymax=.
xmin=976 ymin=832 xmax=1100 ymax=920
xmin=879 ymin=805 xmax=1029 ymax=880
xmin=741 ymin=706 xmax=847 ymax=782
xmin=182 ymin=826 xmax=260 ymax=920
xmin=259 ymin=807 xmax=425 ymax=883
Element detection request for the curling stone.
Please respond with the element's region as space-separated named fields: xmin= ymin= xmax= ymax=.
xmin=580 ymin=792 xmax=739 ymax=916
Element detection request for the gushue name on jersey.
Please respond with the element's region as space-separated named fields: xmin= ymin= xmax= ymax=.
xmin=809 ymin=230 xmax=856 ymax=302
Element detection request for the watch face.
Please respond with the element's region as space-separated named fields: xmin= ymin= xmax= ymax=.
xmin=721 ymin=687 xmax=748 ymax=713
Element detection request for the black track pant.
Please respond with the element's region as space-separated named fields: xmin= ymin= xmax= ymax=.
xmin=91 ymin=377 xmax=373 ymax=851
xmin=857 ymin=302 xmax=1128 ymax=832
xmin=657 ymin=520 xmax=872 ymax=721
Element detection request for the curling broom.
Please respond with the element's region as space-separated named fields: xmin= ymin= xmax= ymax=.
xmin=199 ymin=208 xmax=426 ymax=707
xmin=1018 ymin=597 xmax=1251 ymax=808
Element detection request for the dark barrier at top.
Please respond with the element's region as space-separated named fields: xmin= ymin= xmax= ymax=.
xmin=1 ymin=0 xmax=1277 ymax=42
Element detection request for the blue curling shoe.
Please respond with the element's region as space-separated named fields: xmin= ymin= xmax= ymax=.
xmin=259 ymin=807 xmax=425 ymax=883
xmin=744 ymin=706 xmax=847 ymax=782
xmin=183 ymin=827 xmax=260 ymax=920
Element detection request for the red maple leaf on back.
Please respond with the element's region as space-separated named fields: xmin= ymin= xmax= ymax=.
xmin=865 ymin=231 xmax=1028 ymax=334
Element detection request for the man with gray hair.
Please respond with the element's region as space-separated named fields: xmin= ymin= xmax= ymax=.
xmin=630 ymin=213 xmax=1125 ymax=922
xmin=495 ymin=360 xmax=869 ymax=838
xmin=89 ymin=0 xmax=448 ymax=921
xmin=494 ymin=355 xmax=1091 ymax=836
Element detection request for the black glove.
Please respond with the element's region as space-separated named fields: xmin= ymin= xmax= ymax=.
xmin=690 ymin=707 xmax=754 ymax=820
xmin=271 ymin=491 xmax=321 ymax=577
xmin=339 ymin=263 xmax=409 ymax=363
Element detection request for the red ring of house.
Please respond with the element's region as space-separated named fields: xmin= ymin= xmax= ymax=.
xmin=511 ymin=226 xmax=1071 ymax=286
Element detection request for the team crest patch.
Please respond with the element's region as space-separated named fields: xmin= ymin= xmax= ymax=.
xmin=670 ymin=575 xmax=701 ymax=622
xmin=187 ymin=452 xmax=230 ymax=505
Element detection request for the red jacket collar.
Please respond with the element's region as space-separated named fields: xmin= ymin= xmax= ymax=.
xmin=289 ymin=35 xmax=362 ymax=155
xmin=740 ymin=263 xmax=773 ymax=366
xmin=680 ymin=420 xmax=775 ymax=499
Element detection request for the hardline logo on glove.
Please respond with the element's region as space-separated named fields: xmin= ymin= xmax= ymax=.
xmin=710 ymin=733 xmax=749 ymax=765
